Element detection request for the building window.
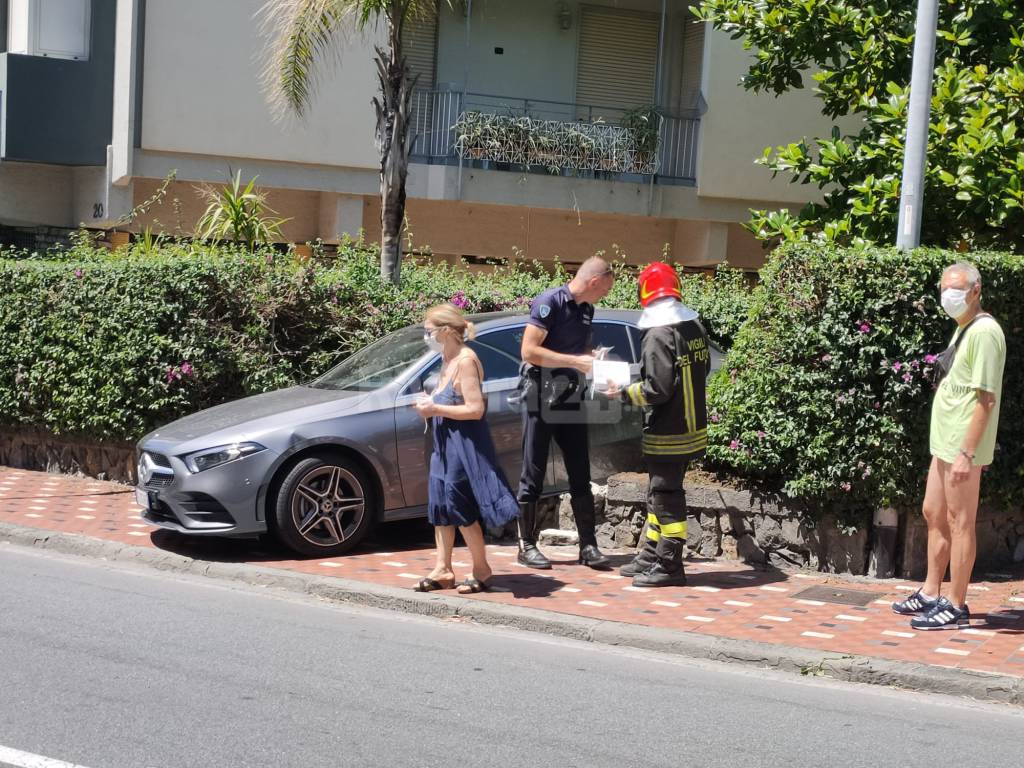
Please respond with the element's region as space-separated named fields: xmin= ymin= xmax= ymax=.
xmin=6 ymin=0 xmax=91 ymax=61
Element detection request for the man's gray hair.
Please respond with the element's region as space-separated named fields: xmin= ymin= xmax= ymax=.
xmin=943 ymin=261 xmax=981 ymax=288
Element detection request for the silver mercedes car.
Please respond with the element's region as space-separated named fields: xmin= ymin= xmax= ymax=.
xmin=135 ymin=310 xmax=723 ymax=556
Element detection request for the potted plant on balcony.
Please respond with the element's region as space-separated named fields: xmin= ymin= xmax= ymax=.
xmin=564 ymin=125 xmax=597 ymax=177
xmin=623 ymin=105 xmax=661 ymax=174
xmin=455 ymin=111 xmax=486 ymax=160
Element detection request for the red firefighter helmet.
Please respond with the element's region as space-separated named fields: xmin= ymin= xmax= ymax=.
xmin=637 ymin=262 xmax=682 ymax=307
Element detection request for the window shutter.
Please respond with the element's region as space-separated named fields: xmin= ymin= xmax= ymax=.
xmin=679 ymin=17 xmax=705 ymax=111
xmin=403 ymin=6 xmax=438 ymax=91
xmin=575 ymin=7 xmax=660 ymax=113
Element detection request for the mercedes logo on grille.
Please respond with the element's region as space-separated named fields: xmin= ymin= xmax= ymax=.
xmin=138 ymin=453 xmax=157 ymax=485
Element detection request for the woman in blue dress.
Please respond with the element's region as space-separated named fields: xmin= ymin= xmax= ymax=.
xmin=412 ymin=304 xmax=520 ymax=593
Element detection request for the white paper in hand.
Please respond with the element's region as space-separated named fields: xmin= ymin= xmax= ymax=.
xmin=592 ymin=359 xmax=631 ymax=390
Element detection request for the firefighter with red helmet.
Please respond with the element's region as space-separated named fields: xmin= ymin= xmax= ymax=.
xmin=607 ymin=262 xmax=710 ymax=586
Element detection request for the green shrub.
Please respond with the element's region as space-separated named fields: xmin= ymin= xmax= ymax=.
xmin=0 ymin=241 xmax=557 ymax=441
xmin=707 ymin=243 xmax=1024 ymax=513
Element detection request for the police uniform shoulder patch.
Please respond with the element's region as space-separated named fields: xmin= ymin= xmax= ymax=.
xmin=539 ymin=304 xmax=551 ymax=318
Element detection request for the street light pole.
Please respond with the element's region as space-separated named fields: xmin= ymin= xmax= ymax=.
xmin=896 ymin=0 xmax=940 ymax=250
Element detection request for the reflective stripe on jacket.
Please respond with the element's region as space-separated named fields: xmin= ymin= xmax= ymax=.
xmin=623 ymin=321 xmax=710 ymax=458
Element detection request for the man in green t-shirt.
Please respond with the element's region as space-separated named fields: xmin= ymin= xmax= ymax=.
xmin=892 ymin=262 xmax=1006 ymax=630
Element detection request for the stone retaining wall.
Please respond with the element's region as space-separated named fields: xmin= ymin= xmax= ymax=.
xmin=0 ymin=429 xmax=135 ymax=484
xmin=545 ymin=472 xmax=1024 ymax=577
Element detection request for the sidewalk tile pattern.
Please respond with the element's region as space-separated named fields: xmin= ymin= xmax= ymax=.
xmin=2 ymin=467 xmax=1022 ymax=677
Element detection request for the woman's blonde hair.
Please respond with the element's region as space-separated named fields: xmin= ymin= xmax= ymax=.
xmin=424 ymin=303 xmax=477 ymax=341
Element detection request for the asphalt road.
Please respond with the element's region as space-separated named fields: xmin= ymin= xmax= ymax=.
xmin=1 ymin=546 xmax=1022 ymax=768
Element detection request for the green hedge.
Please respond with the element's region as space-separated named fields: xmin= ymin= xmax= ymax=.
xmin=707 ymin=243 xmax=1024 ymax=512
xmin=0 ymin=240 xmax=749 ymax=441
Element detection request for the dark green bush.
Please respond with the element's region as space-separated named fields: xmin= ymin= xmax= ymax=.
xmin=707 ymin=243 xmax=1024 ymax=512
xmin=0 ymin=240 xmax=752 ymax=442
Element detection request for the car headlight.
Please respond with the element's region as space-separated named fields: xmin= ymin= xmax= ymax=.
xmin=184 ymin=442 xmax=266 ymax=473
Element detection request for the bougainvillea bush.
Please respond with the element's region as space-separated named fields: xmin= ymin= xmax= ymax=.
xmin=706 ymin=243 xmax=1024 ymax=513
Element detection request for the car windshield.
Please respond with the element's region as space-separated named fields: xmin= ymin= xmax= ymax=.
xmin=310 ymin=326 xmax=429 ymax=392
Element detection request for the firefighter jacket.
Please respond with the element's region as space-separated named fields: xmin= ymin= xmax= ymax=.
xmin=622 ymin=321 xmax=710 ymax=458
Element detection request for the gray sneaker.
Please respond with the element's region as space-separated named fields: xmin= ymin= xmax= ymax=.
xmin=891 ymin=589 xmax=938 ymax=616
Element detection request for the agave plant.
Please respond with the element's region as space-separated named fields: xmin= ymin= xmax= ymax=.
xmin=195 ymin=171 xmax=289 ymax=251
xmin=262 ymin=0 xmax=453 ymax=285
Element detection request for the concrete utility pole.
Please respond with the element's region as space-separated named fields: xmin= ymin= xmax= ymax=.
xmin=896 ymin=0 xmax=940 ymax=250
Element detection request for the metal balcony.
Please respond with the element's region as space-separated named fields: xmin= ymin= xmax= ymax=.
xmin=409 ymin=89 xmax=699 ymax=185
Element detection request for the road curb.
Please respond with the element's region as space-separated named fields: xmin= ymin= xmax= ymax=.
xmin=2 ymin=521 xmax=1021 ymax=706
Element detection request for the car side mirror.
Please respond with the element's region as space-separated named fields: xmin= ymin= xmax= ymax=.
xmin=423 ymin=373 xmax=440 ymax=395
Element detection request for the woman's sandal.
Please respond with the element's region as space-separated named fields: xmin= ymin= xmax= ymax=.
xmin=456 ymin=578 xmax=491 ymax=594
xmin=413 ymin=576 xmax=455 ymax=592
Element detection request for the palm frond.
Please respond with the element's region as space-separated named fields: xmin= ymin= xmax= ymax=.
xmin=260 ymin=0 xmax=359 ymax=119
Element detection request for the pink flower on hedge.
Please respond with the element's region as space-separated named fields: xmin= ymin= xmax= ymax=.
xmin=840 ymin=481 xmax=852 ymax=492
xmin=858 ymin=322 xmax=872 ymax=334
xmin=710 ymin=412 xmax=721 ymax=423
xmin=729 ymin=439 xmax=741 ymax=450
xmin=862 ymin=467 xmax=873 ymax=479
xmin=180 ymin=362 xmax=194 ymax=377
xmin=902 ymin=372 xmax=912 ymax=383
xmin=923 ymin=354 xmax=938 ymax=365
xmin=450 ymin=291 xmax=469 ymax=310
xmin=821 ymin=354 xmax=833 ymax=363
xmin=756 ymin=430 xmax=766 ymax=440
xmin=74 ymin=269 xmax=83 ymax=279
xmin=891 ymin=361 xmax=902 ymax=372
xmin=873 ymin=401 xmax=881 ymax=409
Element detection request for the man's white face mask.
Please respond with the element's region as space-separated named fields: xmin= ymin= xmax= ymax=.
xmin=940 ymin=287 xmax=970 ymax=320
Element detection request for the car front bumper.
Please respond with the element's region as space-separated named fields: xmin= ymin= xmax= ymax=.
xmin=135 ymin=443 xmax=280 ymax=537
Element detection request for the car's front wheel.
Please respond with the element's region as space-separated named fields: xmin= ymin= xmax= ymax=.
xmin=272 ymin=454 xmax=376 ymax=557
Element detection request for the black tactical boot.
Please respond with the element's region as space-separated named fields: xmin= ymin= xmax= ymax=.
xmin=572 ymin=497 xmax=611 ymax=570
xmin=516 ymin=501 xmax=552 ymax=570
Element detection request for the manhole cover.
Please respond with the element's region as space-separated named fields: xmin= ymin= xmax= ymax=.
xmin=791 ymin=585 xmax=881 ymax=607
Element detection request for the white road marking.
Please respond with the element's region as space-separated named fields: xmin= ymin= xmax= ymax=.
xmin=579 ymin=600 xmax=606 ymax=607
xmin=760 ymin=585 xmax=787 ymax=592
xmin=651 ymin=600 xmax=680 ymax=608
xmin=882 ymin=630 xmax=915 ymax=639
xmin=724 ymin=600 xmax=753 ymax=607
xmin=684 ymin=615 xmax=715 ymax=623
xmin=126 ymin=532 xmax=148 ymax=537
xmin=0 ymin=744 xmax=94 ymax=768
xmin=691 ymin=586 xmax=720 ymax=593
xmin=796 ymin=599 xmax=826 ymax=606
xmin=622 ymin=586 xmax=650 ymax=593
xmin=598 ymin=573 xmax=624 ymax=580
xmin=75 ymin=515 xmax=95 ymax=520
xmin=1008 ymin=596 xmax=1024 ymax=603
xmin=934 ymin=647 xmax=970 ymax=657
xmin=802 ymin=631 xmax=834 ymax=639
xmin=559 ymin=587 xmax=581 ymax=593
xmin=760 ymin=615 xmax=791 ymax=623
xmin=381 ymin=561 xmax=407 ymax=568
xmin=835 ymin=614 xmax=868 ymax=622
xmin=874 ymin=599 xmax=892 ymax=605
xmin=319 ymin=562 xmax=342 ymax=568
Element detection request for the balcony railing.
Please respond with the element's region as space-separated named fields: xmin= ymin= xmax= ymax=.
xmin=409 ymin=89 xmax=699 ymax=185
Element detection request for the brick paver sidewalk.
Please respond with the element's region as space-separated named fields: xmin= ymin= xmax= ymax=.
xmin=2 ymin=466 xmax=1022 ymax=677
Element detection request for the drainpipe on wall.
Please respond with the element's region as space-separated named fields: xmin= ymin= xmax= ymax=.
xmin=456 ymin=0 xmax=472 ymax=201
xmin=648 ymin=0 xmax=667 ymax=218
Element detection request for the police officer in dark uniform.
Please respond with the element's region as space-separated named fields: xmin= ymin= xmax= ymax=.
xmin=517 ymin=257 xmax=616 ymax=570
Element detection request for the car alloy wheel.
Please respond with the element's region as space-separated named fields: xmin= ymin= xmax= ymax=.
xmin=290 ymin=464 xmax=366 ymax=548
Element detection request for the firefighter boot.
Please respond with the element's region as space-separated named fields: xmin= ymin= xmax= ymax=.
xmin=619 ymin=533 xmax=659 ymax=577
xmin=516 ymin=501 xmax=552 ymax=570
xmin=632 ymin=536 xmax=687 ymax=588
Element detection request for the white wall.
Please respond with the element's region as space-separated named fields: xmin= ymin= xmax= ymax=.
xmin=140 ymin=0 xmax=380 ymax=169
xmin=696 ymin=27 xmax=854 ymax=204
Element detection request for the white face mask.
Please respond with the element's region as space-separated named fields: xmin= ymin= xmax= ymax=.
xmin=940 ymin=287 xmax=970 ymax=320
xmin=423 ymin=330 xmax=444 ymax=353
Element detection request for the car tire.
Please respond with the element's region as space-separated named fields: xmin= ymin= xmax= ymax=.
xmin=271 ymin=454 xmax=376 ymax=557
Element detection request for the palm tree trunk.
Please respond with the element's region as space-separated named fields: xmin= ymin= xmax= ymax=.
xmin=372 ymin=9 xmax=414 ymax=286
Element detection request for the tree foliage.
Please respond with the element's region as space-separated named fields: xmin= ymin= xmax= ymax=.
xmin=696 ymin=0 xmax=1024 ymax=251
